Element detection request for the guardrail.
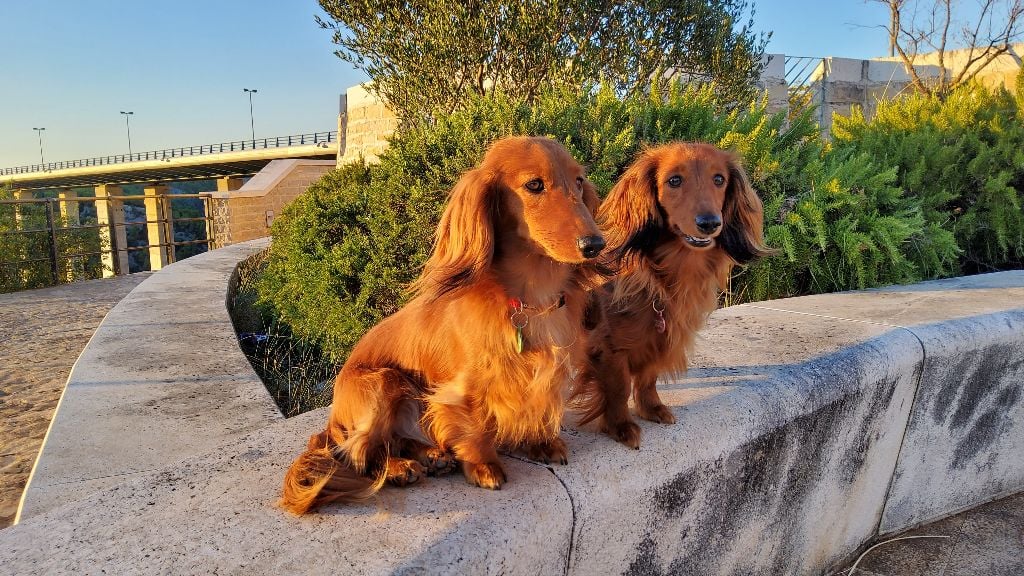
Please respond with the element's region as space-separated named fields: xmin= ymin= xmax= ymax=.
xmin=0 ymin=131 xmax=337 ymax=176
xmin=0 ymin=194 xmax=214 ymax=291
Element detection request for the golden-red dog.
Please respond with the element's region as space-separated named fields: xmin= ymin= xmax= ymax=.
xmin=574 ymin=142 xmax=769 ymax=448
xmin=281 ymin=136 xmax=605 ymax=514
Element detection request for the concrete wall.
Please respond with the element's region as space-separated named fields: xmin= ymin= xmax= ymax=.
xmin=209 ymin=159 xmax=336 ymax=246
xmin=337 ymin=84 xmax=399 ymax=165
xmin=1 ymin=243 xmax=1022 ymax=575
xmin=329 ymin=47 xmax=1021 ymax=151
xmin=799 ymin=44 xmax=1022 ymax=132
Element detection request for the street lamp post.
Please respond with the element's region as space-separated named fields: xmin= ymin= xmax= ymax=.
xmin=32 ymin=127 xmax=46 ymax=168
xmin=243 ymin=88 xmax=257 ymax=147
xmin=120 ymin=111 xmax=134 ymax=157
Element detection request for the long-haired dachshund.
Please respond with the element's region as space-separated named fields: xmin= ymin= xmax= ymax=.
xmin=573 ymin=142 xmax=769 ymax=448
xmin=281 ymin=136 xmax=605 ymax=514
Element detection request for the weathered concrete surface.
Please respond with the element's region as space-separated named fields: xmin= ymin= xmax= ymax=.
xmin=881 ymin=310 xmax=1024 ymax=532
xmin=558 ymin=306 xmax=922 ymax=576
xmin=3 ymin=241 xmax=1022 ymax=575
xmin=0 ymin=273 xmax=151 ymax=528
xmin=749 ymin=272 xmax=1024 ymax=533
xmin=1 ymin=408 xmax=573 ymax=576
xmin=15 ymin=240 xmax=281 ymax=521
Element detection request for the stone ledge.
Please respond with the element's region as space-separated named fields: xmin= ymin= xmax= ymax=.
xmin=3 ymin=242 xmax=1022 ymax=575
xmin=14 ymin=239 xmax=281 ymax=522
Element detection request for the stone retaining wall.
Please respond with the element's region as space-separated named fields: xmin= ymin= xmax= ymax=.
xmin=2 ymin=242 xmax=1021 ymax=575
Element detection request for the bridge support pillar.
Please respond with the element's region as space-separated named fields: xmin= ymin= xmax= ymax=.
xmin=12 ymin=189 xmax=32 ymax=227
xmin=216 ymin=177 xmax=244 ymax=192
xmin=58 ymin=189 xmax=82 ymax=281
xmin=95 ymin=185 xmax=128 ymax=277
xmin=58 ymin=189 xmax=79 ymax=226
xmin=143 ymin=184 xmax=171 ymax=271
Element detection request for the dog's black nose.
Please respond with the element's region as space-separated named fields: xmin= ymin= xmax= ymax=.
xmin=577 ymin=235 xmax=606 ymax=258
xmin=695 ymin=214 xmax=722 ymax=235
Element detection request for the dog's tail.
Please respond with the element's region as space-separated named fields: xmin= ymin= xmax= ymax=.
xmin=279 ymin=431 xmax=382 ymax=515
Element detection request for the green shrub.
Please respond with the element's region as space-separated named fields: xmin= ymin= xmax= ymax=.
xmin=0 ymin=186 xmax=107 ymax=293
xmin=832 ymin=80 xmax=1024 ymax=274
xmin=257 ymin=83 xmax=952 ymax=364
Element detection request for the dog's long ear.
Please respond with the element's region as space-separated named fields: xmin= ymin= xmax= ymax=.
xmin=599 ymin=151 xmax=663 ymax=263
xmin=720 ymin=157 xmax=771 ymax=264
xmin=416 ymin=168 xmax=497 ymax=299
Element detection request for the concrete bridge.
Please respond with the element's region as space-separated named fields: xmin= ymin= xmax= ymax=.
xmin=1 ymin=132 xmax=340 ymax=281
xmin=1 ymin=131 xmax=338 ymax=191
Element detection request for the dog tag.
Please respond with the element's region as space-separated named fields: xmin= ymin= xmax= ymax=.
xmin=510 ymin=298 xmax=528 ymax=354
xmin=653 ymin=298 xmax=667 ymax=334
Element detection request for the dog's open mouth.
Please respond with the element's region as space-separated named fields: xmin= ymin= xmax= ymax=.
xmin=683 ymin=234 xmax=713 ymax=248
xmin=671 ymin=224 xmax=715 ymax=248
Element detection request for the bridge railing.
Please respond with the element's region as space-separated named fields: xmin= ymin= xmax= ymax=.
xmin=0 ymin=193 xmax=215 ymax=292
xmin=1 ymin=131 xmax=337 ymax=177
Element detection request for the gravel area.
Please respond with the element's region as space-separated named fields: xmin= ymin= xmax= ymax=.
xmin=0 ymin=273 xmax=150 ymax=528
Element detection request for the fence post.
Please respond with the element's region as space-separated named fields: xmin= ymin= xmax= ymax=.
xmin=201 ymin=194 xmax=216 ymax=251
xmin=44 ymin=199 xmax=61 ymax=285
xmin=162 ymin=194 xmax=175 ymax=265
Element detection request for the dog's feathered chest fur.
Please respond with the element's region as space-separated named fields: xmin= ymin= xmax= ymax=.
xmin=349 ymin=270 xmax=588 ymax=446
xmin=607 ymin=238 xmax=731 ymax=376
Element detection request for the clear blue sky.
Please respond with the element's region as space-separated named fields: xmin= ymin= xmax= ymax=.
xmin=1 ymin=0 xmax=893 ymax=168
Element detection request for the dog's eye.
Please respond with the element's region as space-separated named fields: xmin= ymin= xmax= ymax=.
xmin=667 ymin=175 xmax=682 ymax=188
xmin=713 ymin=174 xmax=726 ymax=186
xmin=524 ymin=179 xmax=545 ymax=193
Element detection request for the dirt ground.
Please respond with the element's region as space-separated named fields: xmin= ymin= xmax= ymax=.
xmin=0 ymin=273 xmax=149 ymax=529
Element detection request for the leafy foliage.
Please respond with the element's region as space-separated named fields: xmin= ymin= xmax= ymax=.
xmin=0 ymin=186 xmax=107 ymax=293
xmin=257 ymin=83 xmax=956 ymax=363
xmin=316 ymin=0 xmax=768 ymax=121
xmin=832 ymin=79 xmax=1024 ymax=273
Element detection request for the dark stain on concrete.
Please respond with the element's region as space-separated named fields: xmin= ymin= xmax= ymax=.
xmin=918 ymin=341 xmax=1024 ymax=472
xmin=639 ymin=367 xmax=901 ymax=575
xmin=951 ymin=408 xmax=1006 ymax=469
xmin=931 ymin=354 xmax=976 ymax=425
xmin=930 ymin=344 xmax=1021 ymax=430
xmin=949 ymin=348 xmax=1014 ymax=429
xmin=652 ymin=471 xmax=699 ymax=517
xmin=624 ymin=535 xmax=664 ymax=576
xmin=995 ymin=385 xmax=1020 ymax=409
xmin=840 ymin=377 xmax=899 ymax=484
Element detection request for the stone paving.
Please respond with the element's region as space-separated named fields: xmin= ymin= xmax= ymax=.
xmin=848 ymin=491 xmax=1024 ymax=576
xmin=0 ymin=273 xmax=149 ymax=528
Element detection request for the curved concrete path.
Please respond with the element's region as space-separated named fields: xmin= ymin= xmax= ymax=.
xmin=0 ymin=273 xmax=150 ymax=528
xmin=1 ymin=241 xmax=1021 ymax=575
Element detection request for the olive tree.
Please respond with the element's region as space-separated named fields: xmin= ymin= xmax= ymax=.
xmin=316 ymin=0 xmax=769 ymax=121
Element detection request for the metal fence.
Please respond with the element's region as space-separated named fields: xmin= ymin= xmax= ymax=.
xmin=0 ymin=193 xmax=214 ymax=292
xmin=784 ymin=55 xmax=826 ymax=113
xmin=1 ymin=131 xmax=336 ymax=176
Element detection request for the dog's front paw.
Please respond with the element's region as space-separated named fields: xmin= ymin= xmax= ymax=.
xmin=602 ymin=419 xmax=642 ymax=449
xmin=523 ymin=437 xmax=569 ymax=465
xmin=637 ymin=403 xmax=676 ymax=425
xmin=464 ymin=461 xmax=507 ymax=490
xmin=422 ymin=447 xmax=458 ymax=476
xmin=385 ymin=458 xmax=425 ymax=487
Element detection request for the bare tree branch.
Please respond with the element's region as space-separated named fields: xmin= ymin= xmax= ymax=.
xmin=873 ymin=0 xmax=1023 ymax=96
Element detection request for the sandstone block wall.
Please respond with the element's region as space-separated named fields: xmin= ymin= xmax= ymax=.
xmin=209 ymin=160 xmax=336 ymax=246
